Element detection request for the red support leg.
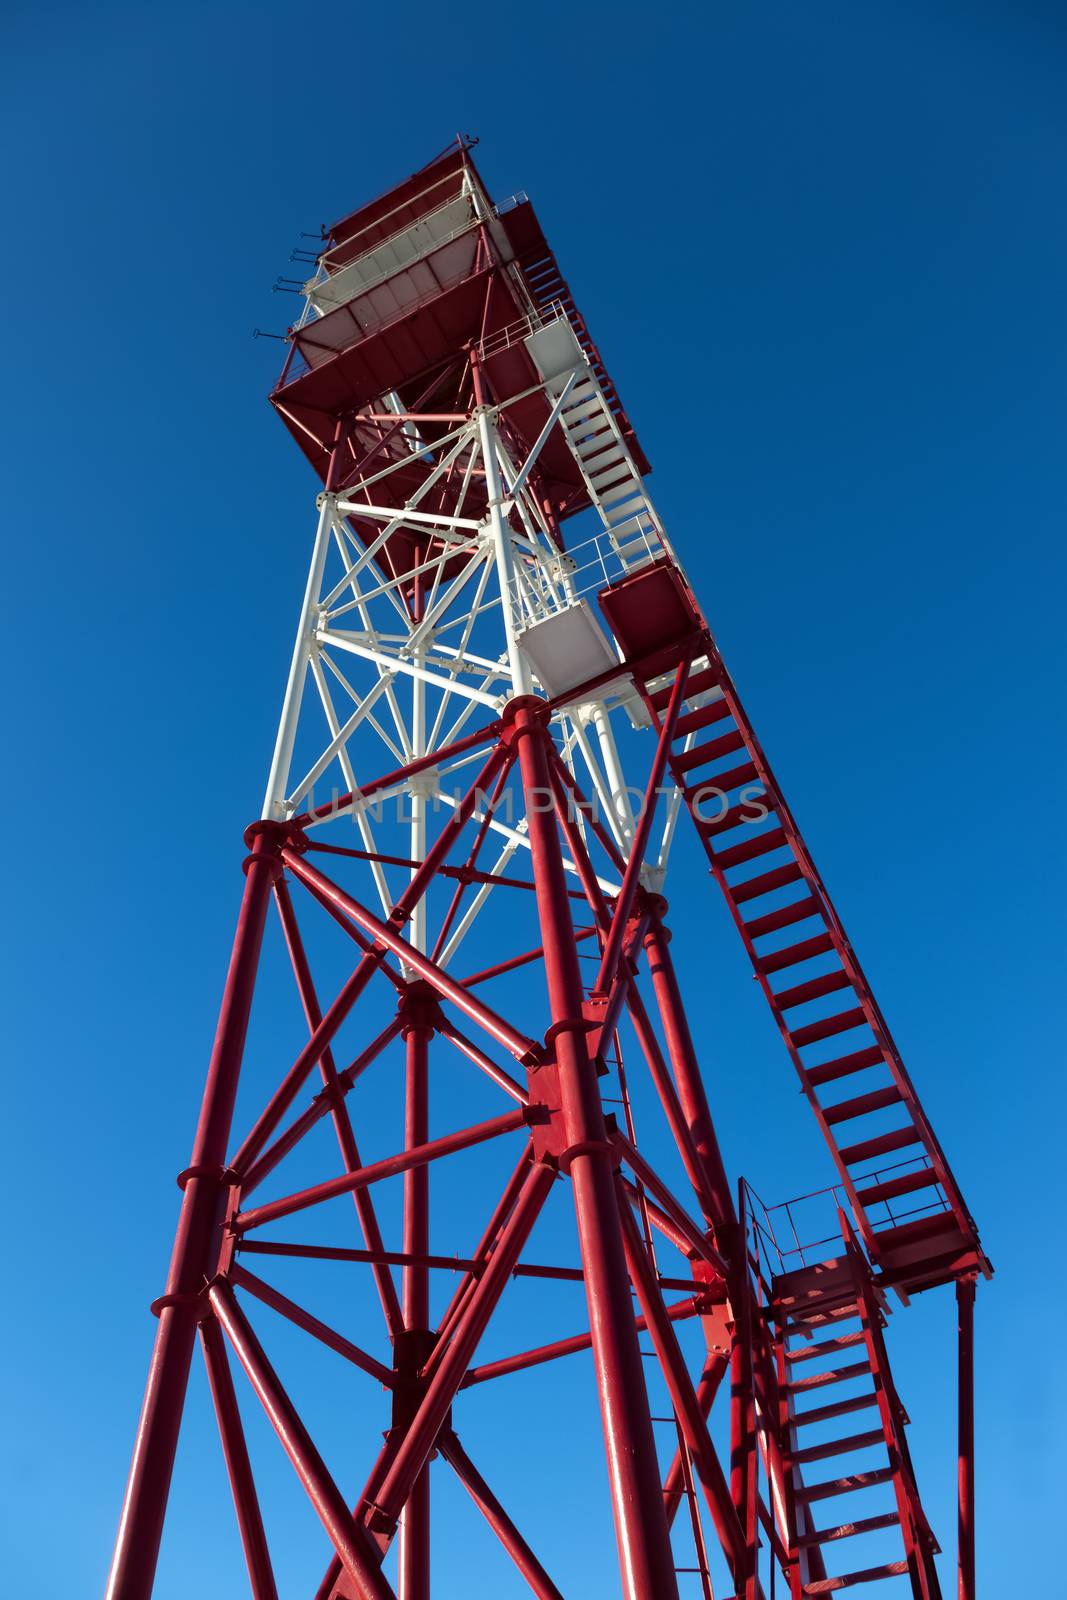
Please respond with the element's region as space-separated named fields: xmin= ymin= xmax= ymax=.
xmin=199 ymin=1314 xmax=279 ymax=1600
xmin=508 ymin=699 xmax=681 ymax=1600
xmin=106 ymin=825 xmax=283 ymax=1600
xmin=398 ymin=989 xmax=434 ymax=1600
xmin=617 ymin=1192 xmax=745 ymax=1584
xmin=957 ymin=1275 xmax=976 ymax=1600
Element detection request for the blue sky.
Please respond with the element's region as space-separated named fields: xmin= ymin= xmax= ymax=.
xmin=2 ymin=1 xmax=1064 ymax=1594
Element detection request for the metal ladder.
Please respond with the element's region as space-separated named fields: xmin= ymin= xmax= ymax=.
xmin=770 ymin=1224 xmax=941 ymax=1595
xmin=544 ymin=360 xmax=666 ymax=570
xmin=631 ymin=642 xmax=986 ymax=1296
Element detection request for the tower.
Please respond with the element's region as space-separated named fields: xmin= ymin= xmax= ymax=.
xmin=108 ymin=138 xmax=989 ymax=1600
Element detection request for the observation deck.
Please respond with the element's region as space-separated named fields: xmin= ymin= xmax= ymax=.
xmin=271 ymin=140 xmax=649 ymax=587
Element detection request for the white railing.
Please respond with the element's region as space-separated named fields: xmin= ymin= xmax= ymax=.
xmin=477 ymin=300 xmax=569 ymax=363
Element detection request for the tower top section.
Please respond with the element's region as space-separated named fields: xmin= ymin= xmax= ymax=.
xmin=271 ymin=139 xmax=649 ymax=541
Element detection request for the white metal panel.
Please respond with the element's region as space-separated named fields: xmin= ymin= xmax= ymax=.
xmin=516 ymin=601 xmax=622 ymax=701
xmin=524 ymin=319 xmax=583 ymax=383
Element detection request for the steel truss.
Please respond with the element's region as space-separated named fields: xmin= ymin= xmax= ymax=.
xmin=108 ymin=144 xmax=988 ymax=1600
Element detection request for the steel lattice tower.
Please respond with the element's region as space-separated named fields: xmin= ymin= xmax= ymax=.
xmin=108 ymin=139 xmax=990 ymax=1600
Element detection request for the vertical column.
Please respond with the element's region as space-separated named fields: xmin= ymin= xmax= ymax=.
xmin=263 ymin=418 xmax=348 ymax=822
xmin=107 ymin=825 xmax=284 ymax=1600
xmin=957 ymin=1275 xmax=976 ymax=1600
xmin=409 ymin=559 xmax=429 ymax=961
xmin=398 ymin=989 xmax=434 ymax=1600
xmin=508 ymin=699 xmax=679 ymax=1600
xmin=470 ymin=353 xmax=533 ymax=698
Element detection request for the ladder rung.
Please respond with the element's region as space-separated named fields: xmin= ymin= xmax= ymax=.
xmin=792 ymin=1428 xmax=885 ymax=1465
xmin=792 ymin=1392 xmax=878 ymax=1428
xmin=589 ymin=469 xmax=631 ymax=500
xmin=614 ymin=541 xmax=656 ymax=565
xmin=785 ymin=1331 xmax=867 ymax=1363
xmin=784 ymin=1301 xmax=860 ymax=1332
xmin=856 ymin=1167 xmax=939 ymax=1206
xmin=787 ymin=1360 xmax=872 ymax=1393
xmin=839 ymin=1125 xmax=922 ymax=1165
xmin=695 ymin=791 xmax=771 ymax=839
xmin=823 ymin=1086 xmax=903 ymax=1126
xmin=604 ymin=492 xmax=646 ymax=524
xmin=805 ymin=1045 xmax=885 ymax=1086
xmin=758 ymin=931 xmax=835 ymax=974
xmin=674 ymin=698 xmax=731 ymax=738
xmin=650 ymin=664 xmax=720 ymax=708
xmin=564 ymin=400 xmax=604 ymax=429
xmin=606 ymin=505 xmax=651 ymax=536
xmin=790 ymin=1007 xmax=868 ymax=1048
xmin=673 ymin=729 xmax=746 ymax=773
xmin=714 ymin=827 xmax=787 ymax=871
xmin=730 ymin=860 xmax=803 ymax=905
xmin=743 ymin=895 xmax=820 ymax=939
xmin=687 ymin=759 xmax=759 ymax=799
xmin=803 ymin=1562 xmax=909 ymax=1593
xmin=795 ymin=1466 xmax=897 ymax=1502
xmin=797 ymin=1510 xmax=900 ymax=1548
xmin=774 ymin=968 xmax=853 ymax=1011
xmin=573 ymin=430 xmax=617 ymax=462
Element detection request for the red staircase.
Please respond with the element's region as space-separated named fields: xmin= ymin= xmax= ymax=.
xmin=768 ymin=1221 xmax=942 ymax=1595
xmin=622 ymin=623 xmax=989 ymax=1297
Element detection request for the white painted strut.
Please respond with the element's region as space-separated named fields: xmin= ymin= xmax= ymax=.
xmin=475 ymin=405 xmax=533 ymax=698
xmin=263 ymin=495 xmax=335 ymax=821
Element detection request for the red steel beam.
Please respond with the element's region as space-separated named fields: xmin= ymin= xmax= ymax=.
xmin=613 ymin=1132 xmax=727 ymax=1278
xmin=433 ymin=1014 xmax=529 ymax=1104
xmin=439 ymin=1430 xmax=564 ymax=1600
xmin=662 ymin=1355 xmax=729 ymax=1526
xmin=273 ymin=876 xmax=403 ymax=1339
xmin=548 ymin=748 xmax=627 ymax=875
xmin=295 ymin=719 xmax=502 ymax=828
xmin=240 ymin=1017 xmax=403 ymax=1198
xmin=307 ymin=839 xmax=562 ymax=898
xmin=229 ymin=949 xmax=387 ymax=1181
xmin=229 ymin=1265 xmax=393 ymax=1387
xmin=957 ymin=1275 xmax=976 ymax=1600
xmin=208 ymin=1279 xmax=395 ymax=1600
xmin=461 ymin=1295 xmax=706 ymax=1388
xmin=430 ymin=752 xmax=514 ymax=961
xmin=368 ymin=1162 xmax=557 ymax=1535
xmin=592 ymin=661 xmax=688 ymax=997
xmin=624 ymin=983 xmax=723 ymax=1231
xmin=106 ymin=826 xmax=283 ymax=1600
xmin=235 ymin=739 xmax=512 ymax=1172
xmin=427 ymin=1150 xmax=535 ymax=1371
xmin=399 ymin=995 xmax=433 ymax=1600
xmin=235 ymin=1107 xmax=529 ymax=1232
xmin=236 ymin=1236 xmax=698 ymax=1292
xmin=545 ymin=751 xmax=614 ymax=929
xmin=199 ymin=1314 xmax=279 ymax=1600
xmin=508 ymin=698 xmax=680 ymax=1600
xmin=643 ymin=908 xmax=738 ymax=1237
xmin=616 ymin=1194 xmax=745 ymax=1583
xmin=282 ymin=850 xmax=540 ymax=1065
xmin=459 ymin=924 xmax=599 ymax=988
